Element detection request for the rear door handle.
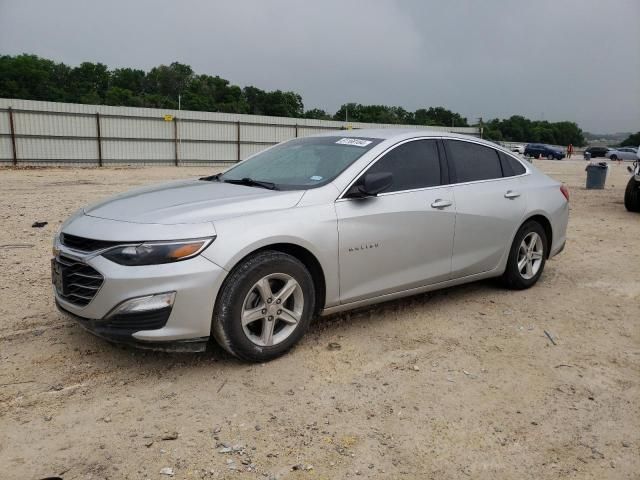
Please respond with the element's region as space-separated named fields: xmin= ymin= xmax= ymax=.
xmin=504 ymin=190 xmax=521 ymax=199
xmin=430 ymin=199 xmax=453 ymax=209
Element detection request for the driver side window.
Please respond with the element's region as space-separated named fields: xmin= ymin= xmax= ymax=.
xmin=365 ymin=139 xmax=442 ymax=193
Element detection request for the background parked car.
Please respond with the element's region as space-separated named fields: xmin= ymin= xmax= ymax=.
xmin=511 ymin=144 xmax=525 ymax=154
xmin=583 ymin=146 xmax=611 ymax=159
xmin=524 ymin=144 xmax=565 ymax=160
xmin=606 ymin=147 xmax=638 ymax=161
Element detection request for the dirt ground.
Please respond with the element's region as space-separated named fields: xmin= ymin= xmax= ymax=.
xmin=0 ymin=159 xmax=638 ymax=480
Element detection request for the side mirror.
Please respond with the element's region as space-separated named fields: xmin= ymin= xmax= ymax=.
xmin=345 ymin=172 xmax=393 ymax=198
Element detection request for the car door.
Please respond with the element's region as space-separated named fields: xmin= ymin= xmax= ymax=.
xmin=444 ymin=139 xmax=527 ymax=278
xmin=335 ymin=139 xmax=455 ymax=304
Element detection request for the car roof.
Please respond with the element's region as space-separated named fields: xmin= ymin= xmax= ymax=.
xmin=313 ymin=127 xmax=487 ymax=144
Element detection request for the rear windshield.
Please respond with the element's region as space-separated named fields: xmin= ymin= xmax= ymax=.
xmin=221 ymin=136 xmax=383 ymax=190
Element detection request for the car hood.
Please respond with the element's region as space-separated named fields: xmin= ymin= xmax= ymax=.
xmin=84 ymin=179 xmax=305 ymax=224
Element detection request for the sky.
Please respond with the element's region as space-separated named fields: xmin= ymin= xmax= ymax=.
xmin=0 ymin=0 xmax=638 ymax=133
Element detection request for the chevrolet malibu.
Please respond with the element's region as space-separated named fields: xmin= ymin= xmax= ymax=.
xmin=53 ymin=130 xmax=569 ymax=361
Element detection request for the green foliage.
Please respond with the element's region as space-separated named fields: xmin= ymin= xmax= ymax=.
xmin=332 ymin=103 xmax=468 ymax=127
xmin=303 ymin=108 xmax=331 ymax=120
xmin=620 ymin=132 xmax=640 ymax=147
xmin=483 ymin=116 xmax=585 ymax=147
xmin=0 ymin=54 xmax=587 ymax=143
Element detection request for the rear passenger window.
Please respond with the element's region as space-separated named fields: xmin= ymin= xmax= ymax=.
xmin=446 ymin=140 xmax=502 ymax=182
xmin=499 ymin=152 xmax=526 ymax=176
xmin=366 ymin=139 xmax=441 ymax=193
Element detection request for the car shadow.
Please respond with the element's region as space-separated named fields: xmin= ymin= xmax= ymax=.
xmin=59 ymin=278 xmax=508 ymax=370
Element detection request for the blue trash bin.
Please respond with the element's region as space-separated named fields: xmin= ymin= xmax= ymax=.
xmin=585 ymin=162 xmax=608 ymax=189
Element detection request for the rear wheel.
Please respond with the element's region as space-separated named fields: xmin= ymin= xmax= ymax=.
xmin=624 ymin=176 xmax=640 ymax=212
xmin=501 ymin=221 xmax=548 ymax=290
xmin=212 ymin=251 xmax=315 ymax=362
xmin=547 ymin=154 xmax=554 ymax=160
xmin=610 ymin=155 xmax=618 ymax=161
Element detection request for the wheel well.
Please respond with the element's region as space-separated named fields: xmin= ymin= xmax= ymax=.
xmin=238 ymin=243 xmax=326 ymax=315
xmin=525 ymin=215 xmax=553 ymax=258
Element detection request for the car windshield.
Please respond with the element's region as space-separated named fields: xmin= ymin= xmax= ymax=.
xmin=219 ymin=136 xmax=383 ymax=190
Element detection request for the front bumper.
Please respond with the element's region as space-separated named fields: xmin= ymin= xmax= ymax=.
xmin=53 ymin=242 xmax=228 ymax=349
xmin=56 ymin=301 xmax=209 ymax=352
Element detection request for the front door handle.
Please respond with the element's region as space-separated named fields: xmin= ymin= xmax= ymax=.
xmin=504 ymin=190 xmax=521 ymax=199
xmin=430 ymin=199 xmax=453 ymax=209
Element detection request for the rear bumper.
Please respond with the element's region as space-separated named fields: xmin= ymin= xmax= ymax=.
xmin=550 ymin=240 xmax=565 ymax=257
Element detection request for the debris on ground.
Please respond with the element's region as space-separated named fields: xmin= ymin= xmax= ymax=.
xmin=31 ymin=221 xmax=48 ymax=228
xmin=544 ymin=330 xmax=557 ymax=345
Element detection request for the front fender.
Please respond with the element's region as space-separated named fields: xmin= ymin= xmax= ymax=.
xmin=201 ymin=204 xmax=340 ymax=308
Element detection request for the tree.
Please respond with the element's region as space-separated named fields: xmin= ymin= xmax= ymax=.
xmin=144 ymin=62 xmax=193 ymax=103
xmin=415 ymin=107 xmax=468 ymax=127
xmin=111 ymin=68 xmax=146 ymax=96
xmin=303 ymin=108 xmax=331 ymax=120
xmin=68 ymin=62 xmax=110 ymax=104
xmin=620 ymin=132 xmax=640 ymax=147
xmin=0 ymin=53 xmax=590 ymax=140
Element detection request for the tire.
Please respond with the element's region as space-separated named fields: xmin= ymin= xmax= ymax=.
xmin=211 ymin=250 xmax=315 ymax=362
xmin=610 ymin=155 xmax=617 ymax=161
xmin=547 ymin=154 xmax=554 ymax=160
xmin=501 ymin=221 xmax=548 ymax=290
xmin=624 ymin=176 xmax=640 ymax=212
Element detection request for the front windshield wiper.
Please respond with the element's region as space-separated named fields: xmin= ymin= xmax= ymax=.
xmin=223 ymin=177 xmax=278 ymax=190
xmin=199 ymin=173 xmax=221 ymax=181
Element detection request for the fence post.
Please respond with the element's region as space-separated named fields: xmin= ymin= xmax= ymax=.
xmin=236 ymin=121 xmax=241 ymax=162
xmin=8 ymin=107 xmax=17 ymax=166
xmin=295 ymin=124 xmax=298 ymax=138
xmin=95 ymin=112 xmax=103 ymax=167
xmin=173 ymin=117 xmax=179 ymax=166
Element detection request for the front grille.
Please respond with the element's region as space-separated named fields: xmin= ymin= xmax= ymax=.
xmin=55 ymin=255 xmax=104 ymax=307
xmin=61 ymin=233 xmax=121 ymax=252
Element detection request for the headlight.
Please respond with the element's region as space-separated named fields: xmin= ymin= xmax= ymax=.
xmin=102 ymin=238 xmax=214 ymax=266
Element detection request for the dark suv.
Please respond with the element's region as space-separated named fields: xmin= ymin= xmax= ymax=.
xmin=524 ymin=144 xmax=565 ymax=160
xmin=583 ymin=146 xmax=610 ymax=159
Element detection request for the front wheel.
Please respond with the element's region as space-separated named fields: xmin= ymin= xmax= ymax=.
xmin=212 ymin=251 xmax=316 ymax=362
xmin=624 ymin=176 xmax=640 ymax=212
xmin=501 ymin=221 xmax=548 ymax=290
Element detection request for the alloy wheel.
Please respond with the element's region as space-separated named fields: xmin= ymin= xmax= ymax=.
xmin=517 ymin=232 xmax=544 ymax=280
xmin=241 ymin=273 xmax=304 ymax=346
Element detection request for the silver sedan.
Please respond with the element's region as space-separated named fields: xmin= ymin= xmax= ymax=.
xmin=53 ymin=130 xmax=569 ymax=361
xmin=606 ymin=147 xmax=638 ymax=161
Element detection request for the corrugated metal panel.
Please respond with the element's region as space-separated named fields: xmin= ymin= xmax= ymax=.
xmin=241 ymin=124 xmax=297 ymax=143
xmin=13 ymin=110 xmax=95 ymax=137
xmin=101 ymin=116 xmax=172 ymax=139
xmin=102 ymin=139 xmax=174 ymax=161
xmin=240 ymin=143 xmax=273 ymax=160
xmin=0 ymin=110 xmax=10 ymax=134
xmin=179 ymin=121 xmax=236 ymax=141
xmin=16 ymin=137 xmax=97 ymax=160
xmin=0 ymin=137 xmax=13 ymax=162
xmin=178 ymin=142 xmax=237 ymax=162
xmin=0 ymin=99 xmax=481 ymax=166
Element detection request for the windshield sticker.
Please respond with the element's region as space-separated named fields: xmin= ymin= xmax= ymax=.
xmin=336 ymin=138 xmax=372 ymax=147
xmin=310 ymin=175 xmax=323 ymax=181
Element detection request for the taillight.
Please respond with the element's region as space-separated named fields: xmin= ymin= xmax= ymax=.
xmin=560 ymin=184 xmax=570 ymax=202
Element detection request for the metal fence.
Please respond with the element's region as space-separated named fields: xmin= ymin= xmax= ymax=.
xmin=0 ymin=99 xmax=481 ymax=167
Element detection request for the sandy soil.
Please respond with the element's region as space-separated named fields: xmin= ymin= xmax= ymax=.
xmin=0 ymin=160 xmax=638 ymax=480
